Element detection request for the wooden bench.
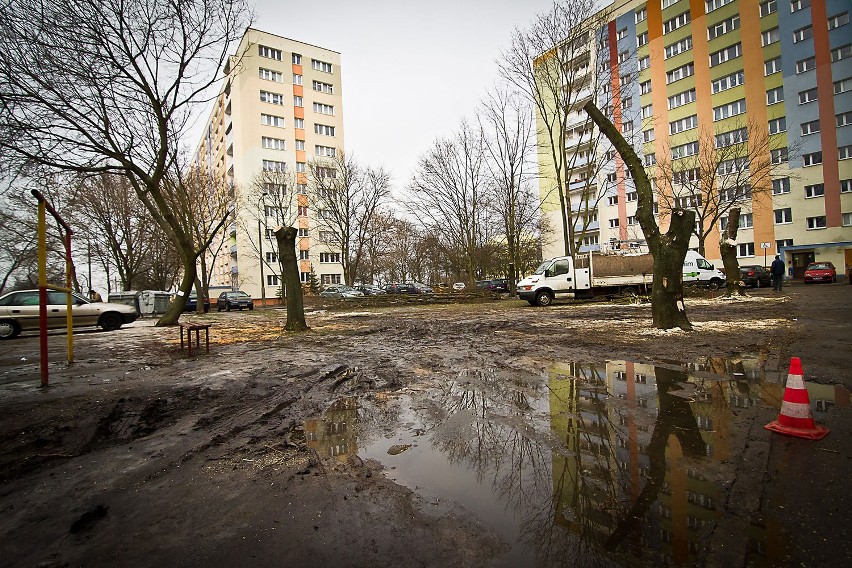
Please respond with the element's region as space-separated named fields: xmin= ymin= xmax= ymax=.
xmin=179 ymin=322 xmax=211 ymax=355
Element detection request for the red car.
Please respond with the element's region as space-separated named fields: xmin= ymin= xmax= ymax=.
xmin=803 ymin=262 xmax=836 ymax=284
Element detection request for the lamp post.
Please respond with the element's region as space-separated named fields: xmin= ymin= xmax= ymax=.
xmin=258 ymin=192 xmax=268 ymax=307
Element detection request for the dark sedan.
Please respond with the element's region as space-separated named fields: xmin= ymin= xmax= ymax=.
xmin=217 ymin=290 xmax=254 ymax=311
xmin=739 ymin=265 xmax=771 ymax=288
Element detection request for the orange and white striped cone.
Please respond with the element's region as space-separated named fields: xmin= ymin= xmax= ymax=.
xmin=764 ymin=357 xmax=829 ymax=440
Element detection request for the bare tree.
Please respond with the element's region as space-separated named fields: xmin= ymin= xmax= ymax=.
xmin=719 ymin=207 xmax=745 ymax=296
xmin=308 ymin=153 xmax=390 ymax=286
xmin=500 ymin=0 xmax=616 ymax=258
xmin=273 ymin=226 xmax=308 ymax=332
xmin=0 ymin=0 xmax=252 ymax=325
xmin=479 ymin=86 xmax=539 ymax=293
xmin=406 ymin=122 xmax=489 ymax=283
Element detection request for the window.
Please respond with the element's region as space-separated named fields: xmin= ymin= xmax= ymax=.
xmin=707 ymin=0 xmax=735 ymax=11
xmin=637 ymin=32 xmax=648 ymax=47
xmin=627 ymin=215 xmax=638 ymax=226
xmin=316 ymin=166 xmax=336 ymax=179
xmin=715 ymin=127 xmax=748 ymax=147
xmin=641 ymin=104 xmax=653 ymax=119
xmin=262 ymin=159 xmax=286 ymax=172
xmin=259 ymin=45 xmax=282 ymax=60
xmin=843 ymin=213 xmax=852 ymax=227
xmin=295 ymin=162 xmax=306 ymax=173
xmin=837 ymin=112 xmax=852 ymax=127
xmin=293 ymin=140 xmax=305 ymax=151
xmin=790 ymin=0 xmax=810 ymax=13
xmin=259 ymin=90 xmax=284 ymax=105
xmin=261 ymin=114 xmax=285 ymax=127
xmin=773 ymin=177 xmax=791 ymax=194
xmin=765 ymin=58 xmax=781 ymax=76
xmin=663 ymin=11 xmax=691 ymax=34
xmin=266 ymin=274 xmax=279 ymax=286
xmin=708 ymin=15 xmax=740 ymax=40
xmin=804 ymin=183 xmax=825 ymax=198
xmin=671 ymin=141 xmax=699 ymax=160
xmin=621 ymin=96 xmax=633 ymax=110
xmin=806 ymin=216 xmax=827 ymax=230
xmin=609 ymin=218 xmax=620 ymax=228
xmin=607 ymin=194 xmax=619 ymax=205
xmin=315 ymin=123 xmax=336 ymax=136
xmin=639 ymin=55 xmax=651 ymax=70
xmin=635 ymin=8 xmax=647 ymax=23
xmin=267 ymin=252 xmax=279 ymax=263
xmin=774 ymin=208 xmax=793 ymax=224
xmin=792 ymin=26 xmax=813 ymax=43
xmin=673 ymin=168 xmax=700 ymax=184
xmin=320 ymin=274 xmax=342 ymax=285
xmin=298 ymin=228 xmax=308 ymax=237
xmin=293 ymin=95 xmax=303 ymax=107
xmin=831 ymin=44 xmax=852 ymax=62
xmin=582 ymin=235 xmax=599 ymax=247
xmin=760 ymin=0 xmax=778 ymax=16
xmin=300 ymin=272 xmax=310 ymax=283
xmin=259 ymin=68 xmax=283 ymax=82
xmin=802 ymin=151 xmax=822 ymax=166
xmin=617 ymin=28 xmax=628 ymax=40
xmin=768 ymin=117 xmax=786 ymax=134
xmin=606 ymin=172 xmax=618 ymax=184
xmin=299 ymin=250 xmax=309 ymax=260
xmin=668 ymin=89 xmax=696 ymax=109
xmin=718 ymin=158 xmax=749 ymax=175
xmin=313 ymin=102 xmax=334 ymax=115
xmin=292 ymin=74 xmax=303 ymax=85
xmin=766 ymin=87 xmax=784 ymax=105
xmin=292 ymin=53 xmax=302 ymax=64
xmin=709 ymin=43 xmax=742 ymax=66
xmin=713 ymin=99 xmax=747 ymax=120
xmin=761 ymin=28 xmax=779 ymax=47
xmin=319 ymin=252 xmax=341 ymax=263
xmin=711 ymin=71 xmax=744 ymax=93
xmin=261 ymin=136 xmax=285 ymax=150
xmin=828 ymin=12 xmax=849 ymax=30
xmin=319 ymin=231 xmax=336 ymax=243
xmin=627 ymin=191 xmax=639 ymax=202
xmin=675 ymin=195 xmax=702 ymax=208
xmin=294 ymin=118 xmax=304 ymax=129
xmin=798 ymin=88 xmax=818 ymax=104
xmin=640 ymin=80 xmax=652 ymax=95
xmin=841 ymin=179 xmax=852 ymax=193
xmin=770 ymin=147 xmax=788 ymax=164
xmin=312 ymin=59 xmax=333 ymax=73
xmin=719 ymin=185 xmax=752 ymax=202
xmin=665 ymin=36 xmax=693 ymax=59
xmin=315 ymin=145 xmax=336 ymax=157
xmin=737 ymin=243 xmax=755 ymax=257
xmin=840 ymin=145 xmax=852 ymax=160
xmin=796 ymin=57 xmax=816 ymax=73
xmin=776 ymin=238 xmax=793 ymax=249
xmin=670 ymin=115 xmax=698 ymax=134
xmin=643 ymin=128 xmax=655 ymax=142
xmin=667 ymin=63 xmax=694 ymax=84
xmin=312 ymin=80 xmax=333 ymax=94
xmin=622 ymin=120 xmax=634 ymax=132
xmin=663 ymin=0 xmax=681 ymax=7
xmin=297 ymin=205 xmax=308 ymax=216
xmin=800 ymin=120 xmax=820 ymax=136
xmin=836 ymin=78 xmax=852 ymax=94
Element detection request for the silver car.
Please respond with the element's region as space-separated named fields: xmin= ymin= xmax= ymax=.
xmin=319 ymin=285 xmax=364 ymax=299
xmin=0 ymin=289 xmax=138 ymax=339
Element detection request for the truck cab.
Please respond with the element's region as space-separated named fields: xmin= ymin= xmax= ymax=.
xmin=682 ymin=250 xmax=726 ymax=289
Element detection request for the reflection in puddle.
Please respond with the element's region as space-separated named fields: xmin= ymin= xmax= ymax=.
xmin=305 ymin=358 xmax=849 ymax=567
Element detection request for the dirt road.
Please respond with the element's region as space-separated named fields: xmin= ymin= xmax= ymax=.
xmin=0 ymin=284 xmax=849 ymax=567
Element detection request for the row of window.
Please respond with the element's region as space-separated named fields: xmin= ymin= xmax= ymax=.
xmin=258 ymin=68 xmax=336 ymax=93
xmin=258 ymin=45 xmax=334 ymax=72
xmin=260 ymin=90 xmax=335 ymax=115
xmin=260 ymin=114 xmax=337 ymax=136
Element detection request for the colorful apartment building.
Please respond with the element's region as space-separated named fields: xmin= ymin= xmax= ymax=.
xmin=539 ymin=0 xmax=852 ymax=279
xmin=194 ymin=29 xmax=345 ymax=302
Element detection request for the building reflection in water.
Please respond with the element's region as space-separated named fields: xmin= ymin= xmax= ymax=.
xmin=304 ymin=398 xmax=358 ymax=461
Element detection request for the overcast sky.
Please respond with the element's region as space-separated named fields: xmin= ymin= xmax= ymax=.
xmin=253 ymin=0 xmax=555 ymax=193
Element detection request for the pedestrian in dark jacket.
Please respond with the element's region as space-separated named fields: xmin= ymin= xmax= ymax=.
xmin=770 ymin=255 xmax=785 ymax=291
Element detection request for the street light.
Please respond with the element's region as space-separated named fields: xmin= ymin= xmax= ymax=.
xmin=258 ymin=192 xmax=268 ymax=307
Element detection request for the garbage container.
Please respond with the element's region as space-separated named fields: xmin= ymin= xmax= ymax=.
xmin=107 ymin=291 xmax=141 ymax=315
xmin=139 ymin=290 xmax=173 ymax=316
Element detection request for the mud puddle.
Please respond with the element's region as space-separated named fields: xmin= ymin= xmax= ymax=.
xmin=305 ymin=357 xmax=850 ymax=567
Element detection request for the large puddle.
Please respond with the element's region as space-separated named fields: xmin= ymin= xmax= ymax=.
xmin=304 ymin=357 xmax=849 ymax=567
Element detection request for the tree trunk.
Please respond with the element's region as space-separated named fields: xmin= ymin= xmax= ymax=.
xmin=274 ymin=226 xmax=308 ymax=332
xmin=720 ymin=207 xmax=745 ymax=296
xmin=157 ymin=257 xmax=195 ymax=325
xmin=584 ymin=101 xmax=693 ymax=330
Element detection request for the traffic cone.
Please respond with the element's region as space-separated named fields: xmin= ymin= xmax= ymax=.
xmin=764 ymin=357 xmax=829 ymax=440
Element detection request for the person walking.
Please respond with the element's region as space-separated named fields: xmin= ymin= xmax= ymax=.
xmin=770 ymin=255 xmax=785 ymax=291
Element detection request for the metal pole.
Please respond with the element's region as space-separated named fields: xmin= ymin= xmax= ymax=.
xmin=37 ymin=201 xmax=48 ymax=387
xmin=258 ymin=219 xmax=266 ymax=307
xmin=65 ymin=232 xmax=74 ymax=364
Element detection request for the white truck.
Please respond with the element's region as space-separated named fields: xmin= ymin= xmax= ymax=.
xmin=517 ymin=250 xmax=725 ymax=306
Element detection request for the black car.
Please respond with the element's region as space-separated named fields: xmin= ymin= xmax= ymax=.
xmin=476 ymin=279 xmax=510 ymax=293
xmin=739 ymin=265 xmax=771 ymax=288
xmin=384 ymin=282 xmax=428 ymax=294
xmin=217 ymin=290 xmax=254 ymax=311
xmin=183 ymin=292 xmax=210 ymax=313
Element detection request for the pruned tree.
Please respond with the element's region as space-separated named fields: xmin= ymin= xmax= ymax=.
xmin=273 ymin=226 xmax=308 ymax=332
xmin=406 ymin=121 xmax=489 ymax=283
xmin=500 ymin=0 xmax=616 ymax=258
xmin=0 ymin=0 xmax=253 ymax=325
xmin=479 ymin=86 xmax=539 ymax=293
xmin=308 ymin=153 xmax=390 ymax=286
xmin=585 ymin=101 xmax=695 ymax=330
xmin=719 ymin=207 xmax=745 ymax=296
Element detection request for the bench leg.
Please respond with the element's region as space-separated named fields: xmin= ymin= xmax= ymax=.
xmin=180 ymin=327 xmax=185 ymax=350
xmin=205 ymin=328 xmax=210 ymax=353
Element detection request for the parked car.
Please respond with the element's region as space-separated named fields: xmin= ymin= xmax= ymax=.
xmin=384 ymin=283 xmax=415 ymax=294
xmin=409 ymin=282 xmax=433 ymax=293
xmin=217 ymin=290 xmax=254 ymax=311
xmin=476 ymin=279 xmax=510 ymax=293
xmin=0 ymin=289 xmax=138 ymax=339
xmin=739 ymin=265 xmax=772 ymax=288
xmin=183 ymin=292 xmax=210 ymax=313
xmin=452 ymin=282 xmax=466 ymax=291
xmin=355 ymin=285 xmax=386 ymax=296
xmin=803 ymin=262 xmax=836 ymax=284
xmin=320 ymin=285 xmax=364 ymax=299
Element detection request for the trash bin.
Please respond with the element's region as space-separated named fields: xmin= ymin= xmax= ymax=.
xmin=139 ymin=290 xmax=173 ymax=315
xmin=107 ymin=291 xmax=141 ymax=315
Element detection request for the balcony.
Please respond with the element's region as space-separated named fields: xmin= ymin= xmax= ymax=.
xmin=569 ymin=178 xmax=597 ymax=191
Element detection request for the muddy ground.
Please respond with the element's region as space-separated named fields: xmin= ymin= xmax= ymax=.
xmin=0 ymin=283 xmax=850 ymax=567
